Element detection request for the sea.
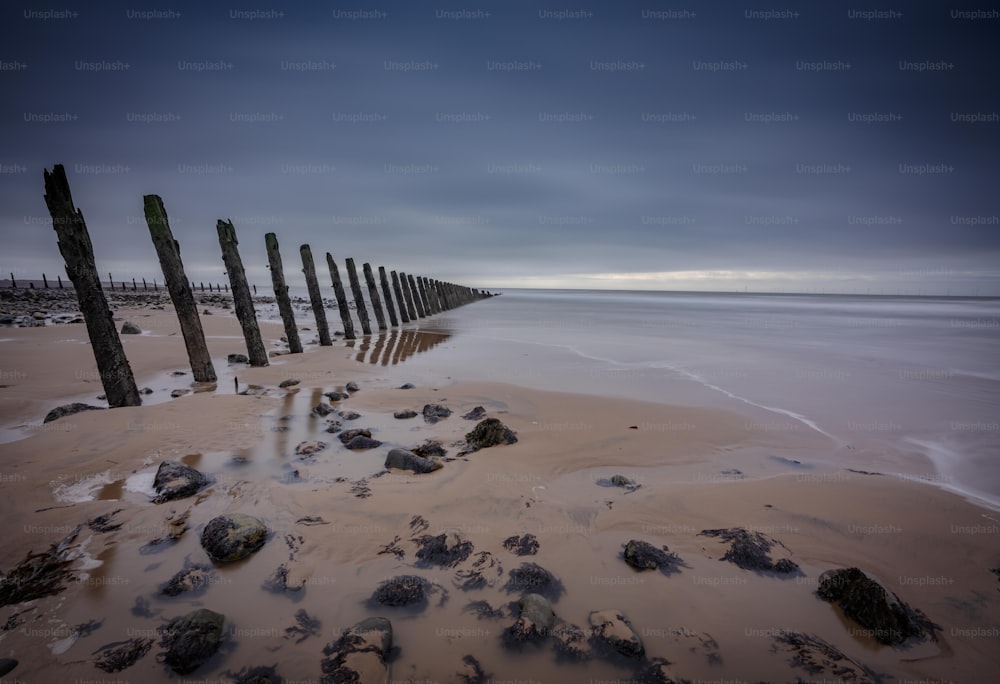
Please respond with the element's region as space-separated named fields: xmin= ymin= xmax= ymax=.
xmin=269 ymin=287 xmax=1000 ymax=508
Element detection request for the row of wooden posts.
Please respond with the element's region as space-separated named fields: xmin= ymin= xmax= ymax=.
xmin=41 ymin=164 xmax=491 ymax=409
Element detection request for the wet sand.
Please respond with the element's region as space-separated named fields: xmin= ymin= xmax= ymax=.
xmin=1 ymin=301 xmax=999 ymax=682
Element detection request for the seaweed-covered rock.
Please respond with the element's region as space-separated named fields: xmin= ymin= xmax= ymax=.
xmin=589 ymin=609 xmax=644 ymax=660
xmin=294 ymin=441 xmax=327 ymax=457
xmin=43 ymin=402 xmax=103 ymax=424
xmin=623 ymin=539 xmax=682 ymax=573
xmin=321 ymin=617 xmax=392 ymax=684
xmin=817 ymin=567 xmax=938 ymax=645
xmin=338 ymin=428 xmax=372 ymax=443
xmin=121 ymin=321 xmax=141 ymax=334
xmin=338 ymin=410 xmax=361 ymax=421
xmin=345 ymin=436 xmax=382 ymax=450
xmin=698 ymin=527 xmax=799 ymax=574
xmin=312 ymin=403 xmax=334 ymax=417
xmin=200 ymin=514 xmax=267 ymax=562
xmin=502 ymin=593 xmax=555 ymax=649
xmin=278 ymin=378 xmax=299 ymax=388
xmin=552 ymin=619 xmax=590 ymax=661
xmin=153 ymin=460 xmax=209 ymax=503
xmin=415 ymin=531 xmax=472 ymax=567
xmin=227 ymin=353 xmax=249 ymax=364
xmin=411 ymin=440 xmax=447 ymax=459
xmin=773 ymin=631 xmax=881 ymax=682
xmin=462 ymin=418 xmax=518 ymax=454
xmin=422 ymin=403 xmax=452 ymax=424
xmin=385 ymin=448 xmax=442 ymax=474
xmin=503 ymin=562 xmax=564 ymax=600
xmin=394 ymin=409 xmax=418 ymax=419
xmin=93 ymin=637 xmax=153 ymax=672
xmin=462 ymin=406 xmax=487 ymax=420
xmin=503 ymin=534 xmax=540 ymax=556
xmin=371 ymin=575 xmax=429 ymax=607
xmin=323 ymin=391 xmax=349 ymax=401
xmin=160 ymin=608 xmax=225 ymax=675
xmin=160 ymin=562 xmax=216 ymax=597
xmin=345 ymin=381 xmax=360 ymax=393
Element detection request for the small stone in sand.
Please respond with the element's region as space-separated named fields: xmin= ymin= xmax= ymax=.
xmin=338 ymin=410 xmax=361 ymax=420
xmin=324 ymin=391 xmax=349 ymax=401
xmin=93 ymin=638 xmax=152 ymax=673
xmin=399 ymin=383 xmax=415 ymax=389
xmin=622 ymin=539 xmax=683 ymax=574
xmin=462 ymin=406 xmax=487 ymax=421
xmin=338 ymin=428 xmax=372 ymax=443
xmin=200 ymin=514 xmax=267 ymax=562
xmin=312 ymin=403 xmax=334 ymax=417
xmin=120 ymin=321 xmax=141 ymax=334
xmin=411 ymin=440 xmax=447 ymax=459
xmin=503 ymin=534 xmax=540 ymax=556
xmin=344 ymin=435 xmax=382 ymax=450
xmin=227 ymin=353 xmax=248 ymax=364
xmin=278 ymin=379 xmax=299 ymax=388
xmin=385 ymin=448 xmax=442 ymax=474
xmin=422 ymin=403 xmax=452 ymax=424
xmin=461 ymin=418 xmax=518 ymax=454
xmin=160 ymin=563 xmax=216 ymax=597
xmin=295 ymin=441 xmax=327 ymax=457
xmin=153 ymin=460 xmax=209 ymax=503
xmin=43 ymin=402 xmax=103 ymax=424
xmin=415 ymin=531 xmax=473 ymax=567
xmin=394 ymin=409 xmax=418 ymax=419
xmin=502 ymin=593 xmax=555 ymax=649
xmin=371 ymin=575 xmax=430 ymax=607
xmin=170 ymin=389 xmax=190 ymax=398
xmin=159 ymin=608 xmax=225 ymax=675
xmin=345 ymin=381 xmax=360 ymax=392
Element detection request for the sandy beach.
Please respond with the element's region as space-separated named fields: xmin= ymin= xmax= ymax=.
xmin=1 ymin=294 xmax=999 ymax=683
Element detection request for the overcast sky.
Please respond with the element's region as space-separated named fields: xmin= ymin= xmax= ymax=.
xmin=2 ymin=2 xmax=998 ymax=294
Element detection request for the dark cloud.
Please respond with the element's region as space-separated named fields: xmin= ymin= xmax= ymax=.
xmin=1 ymin=1 xmax=997 ymax=293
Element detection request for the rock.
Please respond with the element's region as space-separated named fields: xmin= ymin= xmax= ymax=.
xmin=338 ymin=428 xmax=372 ymax=443
xmin=462 ymin=406 xmax=488 ymax=421
xmin=120 ymin=321 xmax=141 ymax=334
xmin=139 ymin=387 xmax=153 ymax=395
xmin=93 ymin=638 xmax=152 ymax=672
xmin=393 ymin=409 xmax=418 ymax=419
xmin=588 ymin=609 xmax=644 ymax=660
xmin=312 ymin=403 xmax=334 ymax=417
xmin=817 ymin=567 xmax=938 ymax=645
xmin=422 ymin=403 xmax=452 ymax=424
xmin=698 ymin=527 xmax=799 ymax=574
xmin=320 ymin=617 xmax=392 ymax=684
xmin=503 ymin=534 xmax=540 ymax=556
xmin=0 ymin=659 xmax=17 ymax=676
xmin=411 ymin=440 xmax=447 ymax=459
xmin=200 ymin=514 xmax=267 ymax=562
xmin=772 ymin=632 xmax=881 ymax=682
xmin=324 ymin=420 xmax=342 ymax=434
xmin=324 ymin=391 xmax=349 ymax=401
xmin=43 ymin=402 xmax=103 ymax=424
xmin=552 ymin=620 xmax=590 ymax=660
xmin=385 ymin=448 xmax=443 ymax=474
xmin=278 ymin=379 xmax=300 ymax=388
xmin=160 ymin=563 xmax=216 ymax=597
xmin=502 ymin=593 xmax=555 ymax=648
xmin=202 ymin=309 xmax=212 ymax=315
xmin=153 ymin=460 xmax=209 ymax=503
xmin=344 ymin=435 xmax=382 ymax=450
xmin=338 ymin=410 xmax=361 ymax=420
xmin=504 ymin=562 xmax=564 ymax=600
xmin=171 ymin=389 xmax=190 ymax=398
xmin=160 ymin=608 xmax=225 ymax=675
xmin=227 ymin=353 xmax=249 ymax=364
xmin=610 ymin=474 xmax=633 ymax=487
xmin=623 ymin=539 xmax=682 ymax=573
xmin=462 ymin=418 xmax=518 ymax=454
xmin=399 ymin=383 xmax=415 ymax=389
xmin=415 ymin=531 xmax=473 ymax=567
xmin=345 ymin=381 xmax=360 ymax=392
xmin=371 ymin=575 xmax=429 ymax=607
xmin=295 ymin=441 xmax=327 ymax=457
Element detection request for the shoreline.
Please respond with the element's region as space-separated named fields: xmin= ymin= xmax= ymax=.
xmin=1 ymin=296 xmax=999 ymax=681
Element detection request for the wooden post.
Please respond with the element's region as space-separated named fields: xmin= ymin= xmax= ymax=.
xmin=144 ymin=194 xmax=217 ymax=383
xmin=8 ymin=273 xmax=14 ymax=288
xmin=416 ymin=277 xmax=432 ymax=315
xmin=57 ymin=275 xmax=63 ymax=289
xmin=391 ymin=270 xmax=410 ymax=324
xmin=43 ymin=164 xmax=141 ymax=408
xmin=217 ymin=219 xmax=268 ymax=366
xmin=428 ymin=278 xmax=443 ymax=313
xmin=344 ymin=258 xmax=372 ymax=336
xmin=132 ymin=277 xmax=137 ymax=291
xmin=325 ymin=253 xmax=356 ymax=340
xmin=109 ymin=272 xmax=114 ymax=290
xmin=409 ymin=274 xmax=427 ymax=318
xmin=378 ymin=267 xmax=398 ymax=327
xmin=300 ymin=244 xmax=332 ymax=346
xmin=362 ymin=263 xmax=388 ymax=331
xmin=399 ymin=271 xmax=418 ymax=321
xmin=142 ymin=277 xmax=147 ymax=290
xmin=264 ymin=232 xmax=303 ymax=354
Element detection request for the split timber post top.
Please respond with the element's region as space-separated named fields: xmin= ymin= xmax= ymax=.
xmin=42 ymin=164 xmax=141 ymax=408
xmin=144 ymin=194 xmax=217 ymax=383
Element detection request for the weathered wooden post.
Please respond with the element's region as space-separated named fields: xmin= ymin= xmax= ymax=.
xmin=57 ymin=275 xmax=63 ymax=289
xmin=391 ymin=271 xmax=410 ymax=324
xmin=108 ymin=272 xmax=114 ymax=290
xmin=8 ymin=273 xmax=14 ymax=288
xmin=300 ymin=244 xmax=332 ymax=346
xmin=325 ymin=253 xmax=356 ymax=340
xmin=144 ymin=194 xmax=217 ymax=383
xmin=416 ymin=277 xmax=432 ymax=315
xmin=217 ymin=219 xmax=268 ymax=366
xmin=399 ymin=271 xmax=418 ymax=321
xmin=265 ymin=232 xmax=303 ymax=354
xmin=41 ymin=273 xmax=48 ymax=288
xmin=344 ymin=258 xmax=372 ymax=335
xmin=408 ymin=274 xmax=427 ymax=318
xmin=436 ymin=281 xmax=451 ymax=310
xmin=378 ymin=266 xmax=399 ymax=327
xmin=431 ymin=278 xmax=445 ymax=312
xmin=363 ymin=263 xmax=388 ymax=331
xmin=43 ymin=164 xmax=141 ymax=408
xmin=142 ymin=277 xmax=147 ymax=290
xmin=419 ymin=277 xmax=435 ymax=314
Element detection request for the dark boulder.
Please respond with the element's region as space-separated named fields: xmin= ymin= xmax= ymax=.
xmin=344 ymin=435 xmax=382 ymax=450
xmin=502 ymin=593 xmax=555 ymax=649
xmin=422 ymin=403 xmax=452 ymax=424
xmin=503 ymin=562 xmax=564 ymax=600
xmin=817 ymin=567 xmax=938 ymax=645
xmin=411 ymin=440 xmax=447 ymax=459
xmin=462 ymin=406 xmax=487 ymax=421
xmin=415 ymin=531 xmax=472 ymax=567
xmin=121 ymin=321 xmax=141 ymax=334
xmin=159 ymin=608 xmax=225 ymax=675
xmin=393 ymin=409 xmax=418 ymax=419
xmin=623 ymin=539 xmax=682 ymax=574
xmin=227 ymin=353 xmax=249 ymax=364
xmin=200 ymin=514 xmax=267 ymax=562
xmin=153 ymin=460 xmax=209 ymax=503
xmin=312 ymin=403 xmax=334 ymax=417
xmin=278 ymin=379 xmax=299 ymax=388
xmin=338 ymin=428 xmax=372 ymax=443
xmin=371 ymin=575 xmax=429 ymax=607
xmin=385 ymin=448 xmax=442 ymax=474
xmin=338 ymin=410 xmax=361 ymax=421
xmin=43 ymin=402 xmax=103 ymax=424
xmin=462 ymin=418 xmax=518 ymax=454
xmin=345 ymin=381 xmax=360 ymax=393
xmin=503 ymin=534 xmax=540 ymax=556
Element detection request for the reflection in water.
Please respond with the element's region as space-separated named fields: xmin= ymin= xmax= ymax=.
xmin=345 ymin=328 xmax=453 ymax=366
